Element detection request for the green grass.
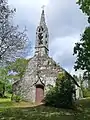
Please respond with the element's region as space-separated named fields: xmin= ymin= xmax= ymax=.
xmin=0 ymin=98 xmax=13 ymax=108
xmin=0 ymin=98 xmax=90 ymax=120
xmin=0 ymin=98 xmax=35 ymax=109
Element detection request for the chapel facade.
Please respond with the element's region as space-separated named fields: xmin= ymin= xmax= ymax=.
xmin=13 ymin=9 xmax=79 ymax=103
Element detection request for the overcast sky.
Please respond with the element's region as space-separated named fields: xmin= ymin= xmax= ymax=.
xmin=8 ymin=0 xmax=88 ymax=75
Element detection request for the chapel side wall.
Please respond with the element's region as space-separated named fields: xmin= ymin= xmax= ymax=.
xmin=19 ymin=57 xmax=37 ymax=102
xmin=12 ymin=81 xmax=21 ymax=96
xmin=19 ymin=73 xmax=36 ymax=102
xmin=12 ymin=57 xmax=37 ymax=102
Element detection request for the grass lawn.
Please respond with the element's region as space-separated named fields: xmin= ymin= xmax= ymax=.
xmin=0 ymin=98 xmax=90 ymax=120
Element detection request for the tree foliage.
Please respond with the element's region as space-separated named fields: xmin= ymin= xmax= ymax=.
xmin=83 ymin=88 xmax=90 ymax=97
xmin=77 ymin=0 xmax=90 ymax=16
xmin=8 ymin=58 xmax=29 ymax=80
xmin=0 ymin=58 xmax=28 ymax=97
xmin=74 ymin=1 xmax=90 ymax=79
xmin=45 ymin=72 xmax=75 ymax=108
xmin=73 ymin=26 xmax=90 ymax=78
xmin=0 ymin=67 xmax=10 ymax=97
xmin=0 ymin=0 xmax=28 ymax=65
xmin=77 ymin=0 xmax=90 ymax=23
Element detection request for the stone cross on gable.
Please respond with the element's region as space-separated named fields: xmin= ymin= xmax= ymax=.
xmin=41 ymin=5 xmax=45 ymax=10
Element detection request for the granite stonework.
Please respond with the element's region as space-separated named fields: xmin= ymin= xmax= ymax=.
xmin=13 ymin=9 xmax=80 ymax=102
xmin=13 ymin=55 xmax=63 ymax=102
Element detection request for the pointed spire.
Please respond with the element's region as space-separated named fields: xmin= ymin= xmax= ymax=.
xmin=40 ymin=6 xmax=46 ymax=25
xmin=35 ymin=7 xmax=49 ymax=56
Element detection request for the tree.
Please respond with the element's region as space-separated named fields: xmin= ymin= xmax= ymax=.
xmin=0 ymin=0 xmax=28 ymax=65
xmin=8 ymin=58 xmax=29 ymax=80
xmin=73 ymin=26 xmax=90 ymax=79
xmin=0 ymin=58 xmax=28 ymax=97
xmin=45 ymin=72 xmax=75 ymax=108
xmin=74 ymin=1 xmax=90 ymax=79
xmin=77 ymin=0 xmax=90 ymax=23
xmin=0 ymin=67 xmax=10 ymax=97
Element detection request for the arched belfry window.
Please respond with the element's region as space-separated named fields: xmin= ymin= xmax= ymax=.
xmin=46 ymin=41 xmax=47 ymax=44
xmin=38 ymin=26 xmax=44 ymax=33
xmin=45 ymin=35 xmax=47 ymax=38
xmin=39 ymin=28 xmax=41 ymax=32
xmin=41 ymin=26 xmax=43 ymax=31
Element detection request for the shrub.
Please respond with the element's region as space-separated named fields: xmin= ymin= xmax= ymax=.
xmin=6 ymin=84 xmax=12 ymax=94
xmin=45 ymin=72 xmax=75 ymax=108
xmin=11 ymin=94 xmax=21 ymax=102
xmin=0 ymin=81 xmax=5 ymax=98
xmin=83 ymin=88 xmax=90 ymax=98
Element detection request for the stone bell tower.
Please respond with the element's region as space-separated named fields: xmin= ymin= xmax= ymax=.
xmin=35 ymin=8 xmax=49 ymax=56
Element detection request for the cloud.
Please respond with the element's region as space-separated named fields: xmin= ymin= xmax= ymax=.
xmin=49 ymin=35 xmax=80 ymax=72
xmin=47 ymin=0 xmax=87 ymax=39
xmin=8 ymin=0 xmax=88 ymax=75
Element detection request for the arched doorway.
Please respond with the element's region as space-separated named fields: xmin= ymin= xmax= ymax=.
xmin=35 ymin=84 xmax=44 ymax=103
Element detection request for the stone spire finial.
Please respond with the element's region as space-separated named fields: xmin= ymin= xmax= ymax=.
xmin=40 ymin=6 xmax=46 ymax=25
xmin=41 ymin=5 xmax=45 ymax=10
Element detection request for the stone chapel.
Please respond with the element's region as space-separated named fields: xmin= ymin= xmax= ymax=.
xmin=13 ymin=9 xmax=80 ymax=103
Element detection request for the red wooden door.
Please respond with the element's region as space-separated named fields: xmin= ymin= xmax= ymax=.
xmin=36 ymin=85 xmax=44 ymax=103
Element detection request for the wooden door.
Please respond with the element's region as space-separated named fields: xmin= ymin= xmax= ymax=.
xmin=36 ymin=85 xmax=44 ymax=103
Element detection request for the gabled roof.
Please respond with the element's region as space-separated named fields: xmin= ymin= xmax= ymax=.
xmin=60 ymin=67 xmax=80 ymax=87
